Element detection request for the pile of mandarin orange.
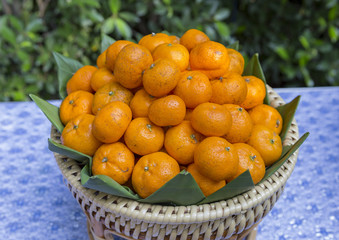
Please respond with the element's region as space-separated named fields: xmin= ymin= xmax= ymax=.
xmin=59 ymin=29 xmax=283 ymax=199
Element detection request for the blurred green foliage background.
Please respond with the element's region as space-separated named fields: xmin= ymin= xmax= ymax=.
xmin=0 ymin=0 xmax=338 ymax=101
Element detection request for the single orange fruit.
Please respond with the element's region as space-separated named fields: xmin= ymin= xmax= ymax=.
xmin=106 ymin=40 xmax=133 ymax=71
xmin=138 ymin=32 xmax=172 ymax=53
xmin=227 ymin=143 xmax=266 ymax=184
xmin=90 ymin=67 xmax=116 ymax=92
xmin=114 ymin=43 xmax=153 ymax=89
xmin=129 ymin=88 xmax=156 ymax=118
xmin=240 ymin=76 xmax=266 ymax=109
xmin=92 ymin=82 xmax=133 ymax=115
xmin=164 ymin=120 xmax=205 ymax=165
xmin=189 ymin=41 xmax=230 ymax=79
xmin=152 ymin=43 xmax=190 ymax=71
xmin=92 ymin=142 xmax=135 ymax=184
xmin=194 ymin=137 xmax=239 ymax=181
xmin=142 ymin=59 xmax=181 ymax=97
xmin=66 ymin=65 xmax=97 ymax=95
xmin=210 ymin=73 xmax=248 ymax=105
xmin=132 ymin=152 xmax=180 ymax=198
xmin=223 ymin=104 xmax=253 ymax=143
xmin=187 ymin=163 xmax=226 ymax=197
xmin=61 ymin=114 xmax=102 ymax=156
xmin=190 ymin=102 xmax=232 ymax=137
xmin=224 ymin=48 xmax=245 ymax=76
xmin=248 ymin=104 xmax=283 ymax=134
xmin=180 ymin=29 xmax=210 ymax=52
xmin=96 ymin=50 xmax=107 ymax=68
xmin=169 ymin=35 xmax=180 ymax=44
xmin=92 ymin=101 xmax=132 ymax=143
xmin=247 ymin=125 xmax=283 ymax=166
xmin=124 ymin=117 xmax=164 ymax=156
xmin=59 ymin=90 xmax=94 ymax=125
xmin=173 ymin=71 xmax=212 ymax=108
xmin=148 ymin=95 xmax=186 ymax=127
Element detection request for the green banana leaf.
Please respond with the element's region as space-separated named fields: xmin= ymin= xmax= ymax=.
xmin=48 ymin=138 xmax=92 ymax=164
xmin=101 ymin=34 xmax=116 ymax=53
xmin=227 ymin=41 xmax=239 ymax=51
xmin=276 ymin=96 xmax=301 ymax=141
xmin=29 ymin=94 xmax=64 ymax=133
xmin=243 ymin=53 xmax=270 ymax=105
xmin=53 ymin=52 xmax=84 ymax=99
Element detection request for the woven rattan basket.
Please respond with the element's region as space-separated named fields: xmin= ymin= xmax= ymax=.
xmin=51 ymin=86 xmax=299 ymax=240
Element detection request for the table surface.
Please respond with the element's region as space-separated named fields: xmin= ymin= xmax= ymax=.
xmin=0 ymin=86 xmax=338 ymax=240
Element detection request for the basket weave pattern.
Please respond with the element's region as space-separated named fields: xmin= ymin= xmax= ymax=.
xmin=51 ymin=87 xmax=299 ymax=240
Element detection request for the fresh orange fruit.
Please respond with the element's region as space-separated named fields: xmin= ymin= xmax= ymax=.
xmin=92 ymin=142 xmax=135 ymax=184
xmin=114 ymin=43 xmax=153 ymax=89
xmin=124 ymin=117 xmax=164 ymax=156
xmin=92 ymin=82 xmax=133 ymax=115
xmin=90 ymin=67 xmax=116 ymax=92
xmin=148 ymin=95 xmax=186 ymax=127
xmin=66 ymin=65 xmax=97 ymax=95
xmin=59 ymin=90 xmax=94 ymax=125
xmin=106 ymin=40 xmax=133 ymax=71
xmin=191 ymin=102 xmax=232 ymax=137
xmin=96 ymin=50 xmax=107 ymax=68
xmin=223 ymin=104 xmax=253 ymax=143
xmin=92 ymin=101 xmax=132 ymax=143
xmin=180 ymin=29 xmax=210 ymax=52
xmin=224 ymin=48 xmax=245 ymax=76
xmin=129 ymin=88 xmax=156 ymax=118
xmin=61 ymin=114 xmax=102 ymax=156
xmin=248 ymin=104 xmax=283 ymax=134
xmin=152 ymin=43 xmax=190 ymax=71
xmin=210 ymin=73 xmax=248 ymax=105
xmin=240 ymin=76 xmax=266 ymax=109
xmin=189 ymin=41 xmax=230 ymax=79
xmin=164 ymin=120 xmax=204 ymax=165
xmin=227 ymin=143 xmax=265 ymax=184
xmin=142 ymin=59 xmax=181 ymax=97
xmin=247 ymin=125 xmax=283 ymax=166
xmin=187 ymin=163 xmax=226 ymax=197
xmin=132 ymin=152 xmax=180 ymax=198
xmin=138 ymin=32 xmax=172 ymax=53
xmin=194 ymin=137 xmax=239 ymax=181
xmin=173 ymin=71 xmax=212 ymax=108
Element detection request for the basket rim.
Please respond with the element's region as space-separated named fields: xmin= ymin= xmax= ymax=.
xmin=51 ymin=85 xmax=300 ymax=224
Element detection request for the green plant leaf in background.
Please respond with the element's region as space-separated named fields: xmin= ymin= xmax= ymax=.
xmin=48 ymin=138 xmax=92 ymax=164
xmin=198 ymin=170 xmax=254 ymax=205
xmin=276 ymin=95 xmax=301 ymax=141
xmin=29 ymin=94 xmax=64 ymax=133
xmin=139 ymin=170 xmax=205 ymax=205
xmin=53 ymin=52 xmax=84 ymax=99
xmin=243 ymin=53 xmax=270 ymax=105
xmin=101 ymin=34 xmax=116 ymax=53
xmin=81 ymin=164 xmax=140 ymax=200
xmin=260 ymin=132 xmax=309 ymax=183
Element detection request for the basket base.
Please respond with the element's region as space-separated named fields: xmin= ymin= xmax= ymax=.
xmin=87 ymin=219 xmax=259 ymax=240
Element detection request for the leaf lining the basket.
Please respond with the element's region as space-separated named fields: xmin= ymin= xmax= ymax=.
xmin=53 ymin=52 xmax=84 ymax=99
xmin=48 ymin=138 xmax=91 ymax=163
xmin=243 ymin=53 xmax=270 ymax=105
xmin=29 ymin=94 xmax=64 ymax=133
xmin=260 ymin=132 xmax=309 ymax=183
xmin=101 ymin=34 xmax=116 ymax=53
xmin=198 ymin=170 xmax=254 ymax=205
xmin=276 ymin=95 xmax=301 ymax=141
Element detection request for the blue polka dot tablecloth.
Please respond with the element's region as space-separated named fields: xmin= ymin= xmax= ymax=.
xmin=0 ymin=87 xmax=338 ymax=240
